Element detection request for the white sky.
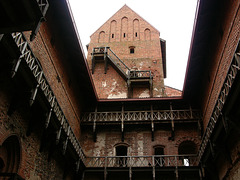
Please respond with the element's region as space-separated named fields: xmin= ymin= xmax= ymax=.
xmin=68 ymin=0 xmax=198 ymax=90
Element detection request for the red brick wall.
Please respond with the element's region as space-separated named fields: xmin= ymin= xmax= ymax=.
xmin=0 ymin=73 xmax=70 ymax=179
xmin=200 ymin=0 xmax=240 ymax=130
xmin=80 ymin=125 xmax=200 ymax=157
xmin=25 ymin=20 xmax=82 ymax=140
xmin=87 ymin=5 xmax=165 ymax=99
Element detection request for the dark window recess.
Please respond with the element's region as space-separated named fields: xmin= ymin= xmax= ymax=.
xmin=116 ymin=146 xmax=128 ymax=167
xmin=154 ymin=146 xmax=164 ymax=167
xmin=135 ymin=32 xmax=138 ymax=37
xmin=130 ymin=48 xmax=134 ymax=54
xmin=112 ymin=34 xmax=114 ymax=38
xmin=123 ymin=33 xmax=126 ymax=38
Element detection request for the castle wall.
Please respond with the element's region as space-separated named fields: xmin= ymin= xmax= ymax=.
xmin=0 ymin=71 xmax=74 ymax=179
xmin=87 ymin=5 xmax=165 ymax=99
xmin=81 ymin=124 xmax=200 ymax=157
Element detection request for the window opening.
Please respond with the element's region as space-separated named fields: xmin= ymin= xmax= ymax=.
xmin=178 ymin=141 xmax=197 ymax=166
xmin=123 ymin=33 xmax=126 ymax=38
xmin=135 ymin=32 xmax=138 ymax=37
xmin=112 ymin=34 xmax=114 ymax=38
xmin=154 ymin=146 xmax=164 ymax=167
xmin=130 ymin=47 xmax=135 ymax=54
xmin=116 ymin=145 xmax=127 ymax=167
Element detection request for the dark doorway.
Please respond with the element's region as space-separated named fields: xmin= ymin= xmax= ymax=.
xmin=116 ymin=145 xmax=127 ymax=167
xmin=154 ymin=146 xmax=164 ymax=167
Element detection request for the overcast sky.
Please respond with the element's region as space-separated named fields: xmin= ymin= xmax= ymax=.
xmin=68 ymin=0 xmax=198 ymax=90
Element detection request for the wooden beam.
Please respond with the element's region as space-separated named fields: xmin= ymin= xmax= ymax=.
xmin=151 ymin=105 xmax=154 ymax=141
xmin=93 ymin=107 xmax=97 ymax=142
xmin=121 ymin=105 xmax=124 ymax=142
xmin=29 ymin=84 xmax=39 ymax=107
xmin=104 ymin=47 xmax=108 ymax=74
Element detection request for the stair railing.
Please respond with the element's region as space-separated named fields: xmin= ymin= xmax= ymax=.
xmin=107 ymin=48 xmax=130 ymax=75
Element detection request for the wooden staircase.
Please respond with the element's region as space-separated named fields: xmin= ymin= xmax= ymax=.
xmin=91 ymin=47 xmax=153 ymax=98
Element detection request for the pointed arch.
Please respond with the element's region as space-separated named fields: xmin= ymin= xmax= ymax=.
xmin=133 ymin=19 xmax=140 ymax=40
xmin=144 ymin=28 xmax=151 ymax=40
xmin=121 ymin=17 xmax=128 ymax=41
xmin=98 ymin=31 xmax=105 ymax=43
xmin=0 ymin=135 xmax=21 ymax=173
xmin=110 ymin=20 xmax=117 ymax=42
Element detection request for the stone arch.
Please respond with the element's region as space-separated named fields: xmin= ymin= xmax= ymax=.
xmin=144 ymin=28 xmax=151 ymax=40
xmin=0 ymin=135 xmax=21 ymax=173
xmin=98 ymin=31 xmax=105 ymax=43
xmin=121 ymin=17 xmax=128 ymax=41
xmin=178 ymin=140 xmax=197 ymax=166
xmin=110 ymin=20 xmax=117 ymax=42
xmin=133 ymin=19 xmax=140 ymax=40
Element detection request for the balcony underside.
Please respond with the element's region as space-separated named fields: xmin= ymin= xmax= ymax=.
xmin=0 ymin=0 xmax=48 ymax=40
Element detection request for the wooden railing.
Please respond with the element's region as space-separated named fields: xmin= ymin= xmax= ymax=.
xmin=81 ymin=109 xmax=201 ymax=124
xmin=198 ymin=51 xmax=240 ymax=161
xmin=92 ymin=47 xmax=152 ymax=80
xmin=11 ymin=32 xmax=86 ymax=166
xmin=129 ymin=70 xmax=152 ymax=79
xmin=85 ymin=155 xmax=198 ymax=168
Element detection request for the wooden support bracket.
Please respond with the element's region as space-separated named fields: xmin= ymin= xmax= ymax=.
xmin=56 ymin=116 xmax=64 ymax=145
xmin=29 ymin=84 xmax=39 ymax=106
xmin=63 ymin=126 xmax=70 ymax=155
xmin=104 ymin=47 xmax=108 ymax=74
xmin=76 ymin=158 xmax=80 ymax=173
xmin=45 ymin=97 xmax=55 ymax=129
xmin=11 ymin=58 xmax=22 ymax=78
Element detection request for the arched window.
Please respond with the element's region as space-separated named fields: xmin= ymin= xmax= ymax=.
xmin=115 ymin=144 xmax=128 ymax=167
xmin=0 ymin=135 xmax=20 ymax=173
xmin=121 ymin=17 xmax=128 ymax=41
xmin=98 ymin=31 xmax=105 ymax=43
xmin=133 ymin=19 xmax=140 ymax=40
xmin=178 ymin=141 xmax=197 ymax=166
xmin=144 ymin=28 xmax=151 ymax=40
xmin=110 ymin=20 xmax=117 ymax=42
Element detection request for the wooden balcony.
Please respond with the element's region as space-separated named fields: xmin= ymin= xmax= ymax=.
xmin=0 ymin=0 xmax=49 ymax=40
xmin=84 ymin=155 xmax=199 ymax=180
xmin=81 ymin=106 xmax=202 ymax=142
xmin=81 ymin=109 xmax=201 ymax=125
xmin=1 ymin=32 xmax=86 ymax=172
xmin=85 ymin=155 xmax=198 ymax=168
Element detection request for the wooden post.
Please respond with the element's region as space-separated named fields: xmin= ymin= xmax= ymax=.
xmin=56 ymin=116 xmax=65 ymax=145
xmin=45 ymin=97 xmax=55 ymax=129
xmin=170 ymin=103 xmax=175 ymax=140
xmin=104 ymin=157 xmax=107 ymax=180
xmin=93 ymin=106 xmax=97 ymax=142
xmin=151 ymin=105 xmax=154 ymax=141
xmin=63 ymin=126 xmax=70 ymax=155
xmin=152 ymin=156 xmax=155 ymax=180
xmin=104 ymin=47 xmax=108 ymax=74
xmin=121 ymin=105 xmax=124 ymax=142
